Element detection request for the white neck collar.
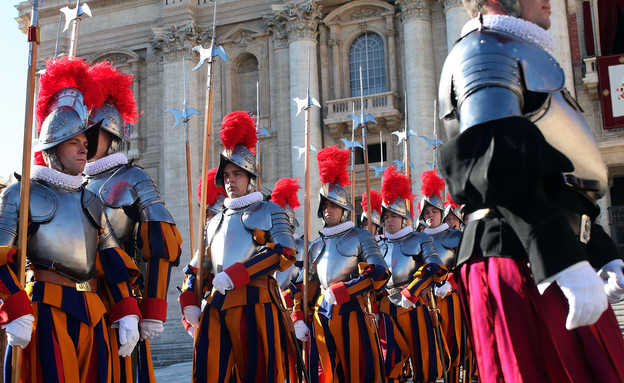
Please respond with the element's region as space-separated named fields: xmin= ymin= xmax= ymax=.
xmin=224 ymin=191 xmax=263 ymax=210
xmin=462 ymin=15 xmax=556 ymax=55
xmin=425 ymin=223 xmax=449 ymax=235
xmin=83 ymin=153 xmax=128 ymax=176
xmin=385 ymin=226 xmax=414 ymax=240
xmin=321 ymin=221 xmax=355 ymax=237
xmin=31 ymin=165 xmax=84 ymax=190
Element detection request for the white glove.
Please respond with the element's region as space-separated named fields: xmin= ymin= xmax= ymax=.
xmin=550 ymin=261 xmax=608 ymax=330
xmin=598 ymin=259 xmax=624 ymax=304
xmin=183 ymin=305 xmax=202 ymax=328
xmin=293 ymin=320 xmax=309 ymax=341
xmin=398 ymin=295 xmax=416 ymax=309
xmin=323 ymin=288 xmax=337 ymax=305
xmin=434 ymin=281 xmax=453 ymax=298
xmin=2 ymin=314 xmax=34 ymax=349
xmin=212 ymin=272 xmax=234 ymax=294
xmin=114 ymin=315 xmax=140 ymax=357
xmin=139 ymin=319 xmax=164 ymax=340
xmin=187 ymin=325 xmax=195 ymax=338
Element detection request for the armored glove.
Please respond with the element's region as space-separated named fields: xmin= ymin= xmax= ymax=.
xmin=539 ymin=261 xmax=608 ymax=330
xmin=434 ymin=281 xmax=453 ymax=298
xmin=139 ymin=319 xmax=164 ymax=340
xmin=183 ymin=305 xmax=202 ymax=328
xmin=598 ymin=259 xmax=624 ymax=304
xmin=2 ymin=314 xmax=34 ymax=349
xmin=212 ymin=272 xmax=234 ymax=294
xmin=293 ymin=320 xmax=309 ymax=341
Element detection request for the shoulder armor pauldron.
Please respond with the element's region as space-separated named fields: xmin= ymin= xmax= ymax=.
xmin=81 ymin=188 xmax=104 ymax=229
xmin=441 ymin=229 xmax=462 ymax=249
xmin=336 ymin=228 xmax=362 ymax=258
xmin=29 ymin=181 xmax=58 ymax=223
xmin=439 ymin=28 xmax=565 ymax=137
xmin=241 ymin=201 xmax=277 ymax=232
xmin=310 ymin=237 xmax=325 ymax=264
xmin=399 ymin=232 xmax=431 ymax=257
xmin=206 ymin=212 xmax=224 ymax=247
xmin=99 ymin=165 xmax=138 ymax=208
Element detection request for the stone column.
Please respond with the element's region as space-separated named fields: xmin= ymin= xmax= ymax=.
xmin=271 ymin=1 xmax=323 ymax=235
xmin=442 ymin=0 xmax=471 ymax=53
xmin=549 ymin=0 xmax=575 ymax=96
xmin=329 ymin=34 xmax=341 ymax=100
xmin=385 ymin=15 xmax=399 ymax=93
xmin=398 ymin=0 xmax=437 ymax=195
xmin=319 ymin=24 xmax=331 ymax=105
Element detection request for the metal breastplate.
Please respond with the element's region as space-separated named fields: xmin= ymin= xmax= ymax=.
xmin=429 ymin=230 xmax=460 ymax=269
xmin=529 ymin=90 xmax=608 ymax=197
xmin=28 ymin=187 xmax=99 ymax=280
xmin=382 ymin=239 xmax=420 ymax=289
xmin=313 ymin=232 xmax=361 ymax=290
xmin=209 ymin=209 xmax=260 ymax=273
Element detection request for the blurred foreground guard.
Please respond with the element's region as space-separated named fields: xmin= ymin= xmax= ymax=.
xmin=438 ymin=0 xmax=624 ymax=381
xmin=84 ymin=61 xmax=183 ymax=383
xmin=1 ymin=57 xmax=141 ymax=382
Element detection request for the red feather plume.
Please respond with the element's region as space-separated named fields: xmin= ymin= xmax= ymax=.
xmin=198 ymin=168 xmax=226 ymax=206
xmin=317 ymin=145 xmax=350 ymax=187
xmin=220 ymin=111 xmax=257 ymax=151
xmin=361 ymin=190 xmax=382 ymax=215
xmin=420 ymin=170 xmax=445 ymax=199
xmin=381 ymin=167 xmax=413 ymax=207
xmin=35 ymin=57 xmax=104 ymax=130
xmin=89 ymin=61 xmax=140 ymax=124
xmin=271 ymin=177 xmax=301 ymax=210
xmin=445 ymin=191 xmax=459 ymax=210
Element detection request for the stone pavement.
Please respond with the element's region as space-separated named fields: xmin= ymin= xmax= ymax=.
xmin=154 ymin=361 xmax=193 ymax=382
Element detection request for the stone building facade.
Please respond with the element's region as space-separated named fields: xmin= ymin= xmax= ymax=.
xmin=15 ymin=0 xmax=624 ymax=366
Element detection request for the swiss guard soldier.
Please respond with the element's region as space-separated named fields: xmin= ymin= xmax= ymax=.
xmin=83 ymin=61 xmax=183 ymax=383
xmin=418 ymin=169 xmax=468 ymax=383
xmin=179 ymin=111 xmax=298 ymax=383
xmin=438 ymin=0 xmax=624 ymax=380
xmin=377 ymin=167 xmax=447 ymax=383
xmin=0 ymin=57 xmax=141 ymax=382
xmin=443 ymin=194 xmax=464 ymax=231
xmin=360 ymin=190 xmax=383 ymax=240
xmin=292 ymin=145 xmax=389 ymax=383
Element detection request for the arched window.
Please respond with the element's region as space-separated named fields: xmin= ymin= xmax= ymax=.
xmin=349 ymin=33 xmax=386 ymax=97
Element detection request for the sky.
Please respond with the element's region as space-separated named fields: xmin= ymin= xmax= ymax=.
xmin=0 ymin=1 xmax=28 ymax=180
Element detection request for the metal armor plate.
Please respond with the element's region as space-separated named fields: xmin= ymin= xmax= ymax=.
xmin=529 ymin=91 xmax=608 ymax=196
xmin=95 ymin=165 xmax=175 ymax=225
xmin=429 ymin=229 xmax=461 ymax=269
xmin=28 ymin=186 xmax=99 ymax=280
xmin=439 ymin=28 xmax=564 ymax=140
xmin=209 ymin=208 xmax=260 ymax=273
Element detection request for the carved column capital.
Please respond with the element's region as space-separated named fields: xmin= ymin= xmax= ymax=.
xmin=397 ymin=0 xmax=433 ymax=22
xmin=151 ymin=22 xmax=211 ymax=62
xmin=441 ymin=0 xmax=465 ymax=11
xmin=267 ymin=1 xmax=322 ymax=44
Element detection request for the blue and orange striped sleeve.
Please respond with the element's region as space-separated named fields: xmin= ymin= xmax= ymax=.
xmin=137 ymin=221 xmax=183 ymax=321
xmin=327 ymin=262 xmax=390 ymax=305
xmin=0 ymin=246 xmax=33 ymax=326
xmin=401 ymin=263 xmax=448 ymax=303
xmin=97 ymin=246 xmax=142 ymax=323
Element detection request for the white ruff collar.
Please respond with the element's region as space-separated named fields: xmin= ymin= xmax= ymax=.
xmin=224 ymin=191 xmax=263 ymax=210
xmin=462 ymin=15 xmax=556 ymax=55
xmin=425 ymin=223 xmax=449 ymax=235
xmin=83 ymin=153 xmax=128 ymax=176
xmin=321 ymin=221 xmax=355 ymax=237
xmin=385 ymin=226 xmax=414 ymax=240
xmin=31 ymin=165 xmax=84 ymax=190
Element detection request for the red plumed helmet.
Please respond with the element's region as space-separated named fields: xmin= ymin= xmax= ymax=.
xmin=272 ymin=177 xmax=301 ymax=227
xmin=89 ymin=61 xmax=140 ymax=125
xmin=317 ymin=145 xmax=350 ymax=187
xmin=361 ymin=190 xmax=382 ymax=215
xmin=220 ymin=111 xmax=257 ymax=151
xmin=381 ymin=167 xmax=413 ymax=219
xmin=445 ymin=191 xmax=459 ymax=211
xmin=418 ymin=169 xmax=445 ymax=216
xmin=198 ymin=168 xmax=226 ymax=214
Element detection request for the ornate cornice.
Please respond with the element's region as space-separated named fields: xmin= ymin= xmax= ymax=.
xmin=397 ymin=0 xmax=433 ymax=22
xmin=151 ymin=22 xmax=211 ymax=62
xmin=266 ymin=1 xmax=322 ymax=44
xmin=263 ymin=12 xmax=289 ymax=49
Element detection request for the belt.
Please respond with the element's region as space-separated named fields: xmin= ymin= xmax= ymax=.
xmin=27 ymin=269 xmax=98 ymax=292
